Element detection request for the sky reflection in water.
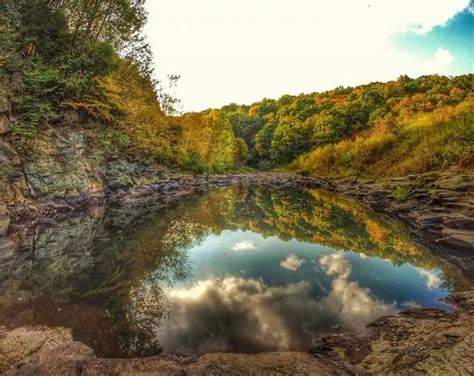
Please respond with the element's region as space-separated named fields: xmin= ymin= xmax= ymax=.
xmin=155 ymin=228 xmax=450 ymax=354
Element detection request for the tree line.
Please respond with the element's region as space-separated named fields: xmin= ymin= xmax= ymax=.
xmin=175 ymin=73 xmax=473 ymax=176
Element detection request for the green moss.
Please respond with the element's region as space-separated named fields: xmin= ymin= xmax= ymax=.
xmin=391 ymin=184 xmax=413 ymax=201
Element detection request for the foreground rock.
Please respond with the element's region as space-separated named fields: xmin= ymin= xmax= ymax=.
xmin=1 ymin=327 xmax=333 ymax=375
xmin=2 ymin=289 xmax=473 ymax=375
xmin=310 ymin=289 xmax=474 ymax=375
xmin=0 ymin=326 xmax=80 ymax=373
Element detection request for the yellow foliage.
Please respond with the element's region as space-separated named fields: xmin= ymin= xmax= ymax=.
xmin=366 ymin=220 xmax=388 ymax=243
xmin=64 ymin=76 xmax=125 ymax=123
xmin=291 ymin=97 xmax=474 ymax=177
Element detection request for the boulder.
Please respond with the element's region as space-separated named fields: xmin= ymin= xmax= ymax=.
xmin=0 ymin=326 xmax=74 ymax=373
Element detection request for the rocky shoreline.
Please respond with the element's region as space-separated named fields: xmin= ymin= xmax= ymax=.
xmin=1 ymin=164 xmax=473 ymax=373
xmin=0 ymin=170 xmax=472 ymax=374
xmin=1 ymin=167 xmax=474 ymax=374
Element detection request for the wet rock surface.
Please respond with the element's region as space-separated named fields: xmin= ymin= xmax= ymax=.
xmin=310 ymin=289 xmax=474 ymax=375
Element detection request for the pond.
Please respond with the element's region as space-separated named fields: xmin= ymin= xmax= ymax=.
xmin=0 ymin=185 xmax=458 ymax=358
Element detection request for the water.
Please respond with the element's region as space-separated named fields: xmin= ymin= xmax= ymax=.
xmin=0 ymin=185 xmax=458 ymax=357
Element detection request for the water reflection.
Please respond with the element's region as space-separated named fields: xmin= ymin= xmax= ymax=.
xmin=154 ymin=229 xmax=449 ymax=354
xmin=157 ymin=252 xmax=396 ymax=354
xmin=0 ymin=185 xmax=462 ymax=357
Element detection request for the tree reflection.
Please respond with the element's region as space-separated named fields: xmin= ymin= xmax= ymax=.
xmin=188 ymin=186 xmax=441 ymax=270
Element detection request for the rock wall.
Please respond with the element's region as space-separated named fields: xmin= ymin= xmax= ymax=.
xmin=0 ymin=124 xmax=165 ymax=228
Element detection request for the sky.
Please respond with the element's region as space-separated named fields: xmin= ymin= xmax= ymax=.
xmin=144 ymin=0 xmax=474 ymax=112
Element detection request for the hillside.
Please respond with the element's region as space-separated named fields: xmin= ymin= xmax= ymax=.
xmin=1 ymin=2 xmax=472 ymax=179
xmin=184 ymin=74 xmax=473 ymax=177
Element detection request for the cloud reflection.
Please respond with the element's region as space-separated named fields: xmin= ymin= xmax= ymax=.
xmin=320 ymin=253 xmax=396 ymax=330
xmin=232 ymin=240 xmax=257 ymax=252
xmin=280 ymin=255 xmax=305 ymax=271
xmin=156 ymin=253 xmax=396 ymax=354
xmin=416 ymin=268 xmax=442 ymax=289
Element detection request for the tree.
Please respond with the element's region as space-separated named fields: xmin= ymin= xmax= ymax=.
xmin=270 ymin=117 xmax=312 ymax=164
xmin=255 ymin=120 xmax=277 ymax=160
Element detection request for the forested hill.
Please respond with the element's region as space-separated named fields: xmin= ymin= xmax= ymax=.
xmin=1 ymin=1 xmax=472 ymax=178
xmin=184 ymin=74 xmax=473 ymax=177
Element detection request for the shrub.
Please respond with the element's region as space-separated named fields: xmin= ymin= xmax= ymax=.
xmin=184 ymin=151 xmax=208 ymax=174
xmin=15 ymin=63 xmax=61 ymax=131
xmin=290 ymin=97 xmax=474 ymax=178
xmin=391 ymin=184 xmax=413 ymax=201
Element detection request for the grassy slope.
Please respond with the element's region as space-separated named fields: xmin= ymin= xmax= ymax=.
xmin=288 ymin=98 xmax=474 ymax=178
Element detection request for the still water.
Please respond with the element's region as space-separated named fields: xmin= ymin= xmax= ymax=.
xmin=0 ymin=185 xmax=457 ymax=357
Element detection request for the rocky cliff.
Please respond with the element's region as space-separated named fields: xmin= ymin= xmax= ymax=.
xmin=0 ymin=108 xmax=171 ymax=231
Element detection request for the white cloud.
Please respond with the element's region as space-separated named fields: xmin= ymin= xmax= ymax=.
xmin=435 ymin=47 xmax=454 ymax=64
xmin=320 ymin=253 xmax=395 ymax=328
xmin=280 ymin=254 xmax=305 ymax=271
xmin=429 ymin=47 xmax=455 ymax=71
xmin=320 ymin=252 xmax=352 ymax=279
xmin=402 ymin=301 xmax=421 ymax=309
xmin=145 ymin=0 xmax=469 ymax=110
xmin=416 ymin=268 xmax=442 ymax=289
xmin=160 ymin=277 xmax=307 ymax=352
xmin=232 ymin=240 xmax=257 ymax=252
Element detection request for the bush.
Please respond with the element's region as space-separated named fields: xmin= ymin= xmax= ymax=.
xmin=184 ymin=152 xmax=208 ymax=174
xmin=15 ymin=63 xmax=61 ymax=131
xmin=392 ymin=185 xmax=413 ymax=201
xmin=290 ymin=97 xmax=474 ymax=178
xmin=97 ymin=126 xmax=130 ymax=152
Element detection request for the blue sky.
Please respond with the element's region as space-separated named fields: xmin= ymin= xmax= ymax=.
xmin=393 ymin=5 xmax=474 ymax=76
xmin=144 ymin=0 xmax=474 ymax=111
